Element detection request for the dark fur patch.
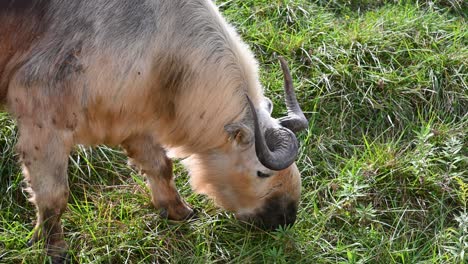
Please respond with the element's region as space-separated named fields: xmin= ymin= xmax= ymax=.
xmin=0 ymin=0 xmax=50 ymax=105
xmin=41 ymin=208 xmax=61 ymax=237
xmin=0 ymin=0 xmax=34 ymax=11
xmin=0 ymin=0 xmax=49 ymax=14
xmin=153 ymin=55 xmax=193 ymax=120
xmin=254 ymin=195 xmax=297 ymax=230
xmin=55 ymin=44 xmax=84 ymax=83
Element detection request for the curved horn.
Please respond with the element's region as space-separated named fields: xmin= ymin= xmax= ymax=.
xmin=247 ymin=96 xmax=298 ymax=171
xmin=277 ymin=56 xmax=308 ymax=133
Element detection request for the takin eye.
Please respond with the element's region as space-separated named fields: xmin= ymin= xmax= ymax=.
xmin=257 ymin=171 xmax=272 ymax=178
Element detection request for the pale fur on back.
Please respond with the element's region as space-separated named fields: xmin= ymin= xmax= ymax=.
xmin=5 ymin=0 xmax=267 ymax=154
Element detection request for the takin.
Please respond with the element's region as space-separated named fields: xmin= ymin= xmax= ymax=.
xmin=0 ymin=0 xmax=308 ymax=261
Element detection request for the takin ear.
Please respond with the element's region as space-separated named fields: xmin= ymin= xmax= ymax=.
xmin=224 ymin=123 xmax=254 ymax=147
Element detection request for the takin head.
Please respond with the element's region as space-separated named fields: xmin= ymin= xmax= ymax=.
xmin=185 ymin=57 xmax=308 ymax=230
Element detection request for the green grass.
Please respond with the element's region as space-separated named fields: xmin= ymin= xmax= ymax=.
xmin=1 ymin=0 xmax=467 ymax=263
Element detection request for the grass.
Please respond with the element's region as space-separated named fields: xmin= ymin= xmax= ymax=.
xmin=1 ymin=0 xmax=467 ymax=263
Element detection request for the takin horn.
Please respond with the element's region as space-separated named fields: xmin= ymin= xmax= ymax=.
xmin=277 ymin=56 xmax=309 ymax=133
xmin=248 ymin=57 xmax=308 ymax=171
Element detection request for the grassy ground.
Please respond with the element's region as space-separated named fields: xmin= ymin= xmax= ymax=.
xmin=1 ymin=0 xmax=467 ymax=263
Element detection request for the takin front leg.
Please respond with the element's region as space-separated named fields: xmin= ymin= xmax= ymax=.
xmin=17 ymin=121 xmax=71 ymax=261
xmin=122 ymin=135 xmax=194 ymax=220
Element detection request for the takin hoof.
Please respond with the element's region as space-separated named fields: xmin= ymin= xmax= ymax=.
xmin=48 ymin=251 xmax=70 ymax=264
xmin=160 ymin=205 xmax=197 ymax=221
xmin=46 ymin=240 xmax=69 ymax=264
xmin=28 ymin=237 xmax=69 ymax=264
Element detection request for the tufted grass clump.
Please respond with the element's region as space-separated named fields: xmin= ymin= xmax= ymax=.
xmin=1 ymin=1 xmax=467 ymax=263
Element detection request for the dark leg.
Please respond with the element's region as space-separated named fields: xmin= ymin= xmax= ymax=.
xmin=122 ymin=135 xmax=193 ymax=220
xmin=17 ymin=120 xmax=71 ymax=262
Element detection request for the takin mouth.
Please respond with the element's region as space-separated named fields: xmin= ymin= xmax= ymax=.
xmin=237 ymin=195 xmax=298 ymax=230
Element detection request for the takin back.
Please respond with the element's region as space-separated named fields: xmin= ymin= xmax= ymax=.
xmin=0 ymin=0 xmax=308 ymax=261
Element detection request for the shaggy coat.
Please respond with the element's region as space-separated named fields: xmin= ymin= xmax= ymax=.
xmin=0 ymin=1 xmax=304 ymax=262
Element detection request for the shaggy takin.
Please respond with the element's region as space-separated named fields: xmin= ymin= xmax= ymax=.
xmin=0 ymin=0 xmax=308 ymax=261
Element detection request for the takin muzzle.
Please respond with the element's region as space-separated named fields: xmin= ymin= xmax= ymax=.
xmin=243 ymin=195 xmax=298 ymax=230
